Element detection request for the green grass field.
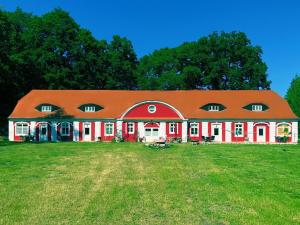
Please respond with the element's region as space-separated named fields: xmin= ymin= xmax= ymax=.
xmin=0 ymin=142 xmax=299 ymax=225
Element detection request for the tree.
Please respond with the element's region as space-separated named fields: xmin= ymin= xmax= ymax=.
xmin=136 ymin=31 xmax=271 ymax=90
xmin=286 ymin=75 xmax=300 ymax=117
xmin=106 ymin=35 xmax=138 ymax=89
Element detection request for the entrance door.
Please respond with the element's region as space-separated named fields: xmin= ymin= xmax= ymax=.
xmin=212 ymin=123 xmax=222 ymax=142
xmin=83 ymin=123 xmax=91 ymax=141
xmin=144 ymin=128 xmax=159 ymax=142
xmin=39 ymin=124 xmax=48 ymax=142
xmin=257 ymin=126 xmax=266 ymax=143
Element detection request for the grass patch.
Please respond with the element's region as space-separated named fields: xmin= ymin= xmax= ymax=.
xmin=0 ymin=142 xmax=299 ymax=224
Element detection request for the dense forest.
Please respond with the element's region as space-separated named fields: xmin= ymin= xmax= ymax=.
xmin=0 ymin=8 xmax=272 ymax=134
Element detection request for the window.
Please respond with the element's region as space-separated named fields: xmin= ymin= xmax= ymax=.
xmin=145 ymin=128 xmax=151 ymax=136
xmin=277 ymin=124 xmax=291 ymax=137
xmin=85 ymin=106 xmax=95 ymax=112
xmin=15 ymin=123 xmax=29 ymax=136
xmin=41 ymin=125 xmax=47 ymax=135
xmin=208 ymin=105 xmax=220 ymax=111
xmin=105 ymin=123 xmax=114 ymax=136
xmin=61 ymin=122 xmax=70 ymax=136
xmin=152 ymin=128 xmax=159 ymax=136
xmin=235 ymin=123 xmax=244 ymax=137
xmin=190 ymin=123 xmax=198 ymax=136
xmin=84 ymin=123 xmax=90 ymax=135
xmin=169 ymin=123 xmax=176 ymax=134
xmin=252 ymin=105 xmax=263 ymax=111
xmin=258 ymin=128 xmax=264 ymax=136
xmin=41 ymin=105 xmax=52 ymax=112
xmin=127 ymin=122 xmax=134 ymax=134
xmin=148 ymin=105 xmax=156 ymax=113
xmin=214 ymin=128 xmax=219 ymax=136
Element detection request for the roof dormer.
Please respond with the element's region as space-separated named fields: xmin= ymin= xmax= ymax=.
xmin=79 ymin=104 xmax=103 ymax=112
xmin=36 ymin=104 xmax=59 ymax=112
xmin=243 ymin=103 xmax=269 ymax=112
xmin=201 ymin=103 xmax=226 ymax=112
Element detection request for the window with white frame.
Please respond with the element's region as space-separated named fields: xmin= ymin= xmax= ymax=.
xmin=190 ymin=123 xmax=198 ymax=136
xmin=41 ymin=105 xmax=52 ymax=112
xmin=252 ymin=105 xmax=263 ymax=111
xmin=15 ymin=123 xmax=29 ymax=136
xmin=105 ymin=123 xmax=114 ymax=136
xmin=61 ymin=122 xmax=70 ymax=136
xmin=208 ymin=105 xmax=220 ymax=111
xmin=277 ymin=124 xmax=291 ymax=137
xmin=148 ymin=105 xmax=156 ymax=113
xmin=127 ymin=122 xmax=134 ymax=134
xmin=169 ymin=123 xmax=176 ymax=134
xmin=85 ymin=106 xmax=96 ymax=112
xmin=234 ymin=123 xmax=244 ymax=137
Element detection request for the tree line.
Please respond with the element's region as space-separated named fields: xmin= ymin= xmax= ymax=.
xmin=0 ymin=8 xmax=281 ymax=134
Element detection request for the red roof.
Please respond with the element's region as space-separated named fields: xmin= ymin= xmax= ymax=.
xmin=9 ymin=90 xmax=298 ymax=120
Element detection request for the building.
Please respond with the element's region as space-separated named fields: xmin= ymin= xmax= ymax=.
xmin=8 ymin=90 xmax=298 ymax=143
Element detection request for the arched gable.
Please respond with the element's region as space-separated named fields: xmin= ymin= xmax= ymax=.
xmin=120 ymin=101 xmax=185 ymax=120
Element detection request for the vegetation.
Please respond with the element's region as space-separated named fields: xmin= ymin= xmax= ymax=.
xmin=0 ymin=8 xmax=271 ymax=134
xmin=286 ymin=75 xmax=300 ymax=136
xmin=0 ymin=142 xmax=299 ymax=225
xmin=137 ymin=32 xmax=270 ymax=90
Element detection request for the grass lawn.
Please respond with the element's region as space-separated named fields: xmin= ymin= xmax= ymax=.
xmin=0 ymin=142 xmax=299 ymax=225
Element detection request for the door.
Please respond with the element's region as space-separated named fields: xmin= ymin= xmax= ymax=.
xmin=212 ymin=123 xmax=222 ymax=142
xmin=257 ymin=126 xmax=266 ymax=143
xmin=144 ymin=128 xmax=159 ymax=142
xmin=39 ymin=124 xmax=48 ymax=142
xmin=83 ymin=123 xmax=91 ymax=141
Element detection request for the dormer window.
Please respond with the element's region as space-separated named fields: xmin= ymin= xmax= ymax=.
xmin=252 ymin=105 xmax=263 ymax=111
xmin=41 ymin=105 xmax=52 ymax=112
xmin=201 ymin=103 xmax=225 ymax=112
xmin=208 ymin=105 xmax=220 ymax=111
xmin=36 ymin=104 xmax=59 ymax=112
xmin=79 ymin=104 xmax=103 ymax=112
xmin=85 ymin=106 xmax=95 ymax=112
xmin=243 ymin=103 xmax=268 ymax=112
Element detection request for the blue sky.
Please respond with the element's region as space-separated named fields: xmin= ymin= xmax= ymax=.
xmin=1 ymin=0 xmax=300 ymax=96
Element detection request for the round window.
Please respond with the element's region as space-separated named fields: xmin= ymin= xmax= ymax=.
xmin=148 ymin=105 xmax=156 ymax=113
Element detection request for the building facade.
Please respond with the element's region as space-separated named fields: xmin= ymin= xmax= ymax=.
xmin=8 ymin=90 xmax=298 ymax=143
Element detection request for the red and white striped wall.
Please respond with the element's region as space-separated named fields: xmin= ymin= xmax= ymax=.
xmin=8 ymin=120 xmax=298 ymax=144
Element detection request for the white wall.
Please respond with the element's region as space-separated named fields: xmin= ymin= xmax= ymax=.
xmin=30 ymin=121 xmax=36 ymax=140
xmin=8 ymin=121 xmax=14 ymax=141
xmin=247 ymin=122 xmax=254 ymax=143
xmin=73 ymin=121 xmax=79 ymax=141
xmin=159 ymin=122 xmax=166 ymax=139
xmin=95 ymin=122 xmax=100 ymax=140
xmin=51 ymin=121 xmax=57 ymax=142
xmin=116 ymin=120 xmax=123 ymax=137
xmin=225 ymin=122 xmax=232 ymax=143
xmin=292 ymin=122 xmax=298 ymax=143
xmin=138 ymin=122 xmax=144 ymax=140
xmin=202 ymin=122 xmax=208 ymax=137
xmin=182 ymin=120 xmax=188 ymax=143
xmin=269 ymin=122 xmax=276 ymax=143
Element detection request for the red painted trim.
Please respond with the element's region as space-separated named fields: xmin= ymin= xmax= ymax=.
xmin=231 ymin=122 xmax=248 ymax=142
xmin=79 ymin=122 xmax=83 ymax=141
xmin=91 ymin=122 xmax=95 ymax=141
xmin=166 ymin=122 xmax=182 ymax=140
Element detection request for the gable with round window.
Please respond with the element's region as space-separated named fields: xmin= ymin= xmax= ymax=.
xmin=148 ymin=105 xmax=156 ymax=113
